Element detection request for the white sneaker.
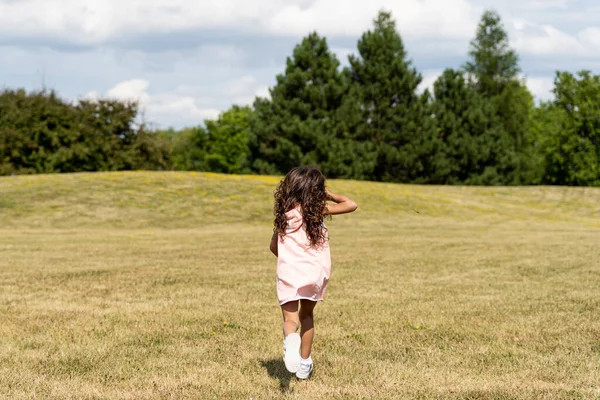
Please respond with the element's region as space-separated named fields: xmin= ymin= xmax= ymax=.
xmin=283 ymin=333 xmax=301 ymax=373
xmin=296 ymin=358 xmax=313 ymax=379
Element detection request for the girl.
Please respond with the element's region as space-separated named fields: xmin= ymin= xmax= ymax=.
xmin=269 ymin=167 xmax=357 ymax=379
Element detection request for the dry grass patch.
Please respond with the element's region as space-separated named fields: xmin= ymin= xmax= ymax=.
xmin=0 ymin=172 xmax=599 ymax=399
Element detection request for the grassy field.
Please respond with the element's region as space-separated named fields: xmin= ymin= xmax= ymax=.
xmin=1 ymin=171 xmax=599 ymax=399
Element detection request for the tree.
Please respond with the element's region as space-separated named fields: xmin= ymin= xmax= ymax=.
xmin=0 ymin=89 xmax=170 ymax=175
xmin=465 ymin=11 xmax=519 ymax=97
xmin=129 ymin=128 xmax=173 ymax=171
xmin=532 ymin=71 xmax=600 ymax=186
xmin=0 ymin=89 xmax=76 ymax=174
xmin=170 ymin=106 xmax=252 ymax=174
xmin=171 ymin=127 xmax=209 ymax=171
xmin=346 ymin=10 xmax=430 ymax=182
xmin=204 ymin=106 xmax=252 ymax=174
xmin=464 ymin=10 xmax=534 ymax=185
xmin=71 ymin=99 xmax=140 ymax=171
xmin=429 ymin=69 xmax=496 ymax=184
xmin=250 ymin=32 xmax=350 ymax=176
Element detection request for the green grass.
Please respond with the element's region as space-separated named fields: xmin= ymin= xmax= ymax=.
xmin=1 ymin=171 xmax=599 ymax=399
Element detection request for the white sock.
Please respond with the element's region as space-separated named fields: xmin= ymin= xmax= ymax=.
xmin=301 ymin=356 xmax=312 ymax=364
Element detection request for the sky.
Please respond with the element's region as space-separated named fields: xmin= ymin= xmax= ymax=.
xmin=1 ymin=0 xmax=599 ymax=129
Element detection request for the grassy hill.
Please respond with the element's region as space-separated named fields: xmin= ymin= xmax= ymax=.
xmin=1 ymin=171 xmax=599 ymax=229
xmin=1 ymin=172 xmax=599 ymax=399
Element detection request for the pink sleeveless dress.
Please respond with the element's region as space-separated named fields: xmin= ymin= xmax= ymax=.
xmin=276 ymin=206 xmax=331 ymax=305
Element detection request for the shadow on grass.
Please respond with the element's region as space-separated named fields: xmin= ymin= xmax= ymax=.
xmin=260 ymin=358 xmax=293 ymax=393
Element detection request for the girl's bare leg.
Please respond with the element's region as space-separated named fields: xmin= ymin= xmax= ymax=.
xmin=299 ymin=299 xmax=317 ymax=359
xmin=280 ymin=301 xmax=302 ymax=372
xmin=281 ymin=301 xmax=299 ymax=336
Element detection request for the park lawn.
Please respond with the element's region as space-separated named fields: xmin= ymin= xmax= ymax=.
xmin=0 ymin=171 xmax=599 ymax=399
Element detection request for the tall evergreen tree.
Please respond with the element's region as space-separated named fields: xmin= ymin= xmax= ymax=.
xmin=463 ymin=10 xmax=533 ymax=184
xmin=249 ymin=32 xmax=348 ymax=176
xmin=346 ymin=11 xmax=430 ymax=182
xmin=429 ymin=69 xmax=495 ymax=184
xmin=464 ymin=11 xmax=519 ymax=97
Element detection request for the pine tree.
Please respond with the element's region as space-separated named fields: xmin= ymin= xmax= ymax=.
xmin=464 ymin=10 xmax=533 ymax=184
xmin=346 ymin=10 xmax=430 ymax=182
xmin=249 ymin=32 xmax=348 ymax=176
xmin=465 ymin=11 xmax=519 ymax=97
xmin=430 ymin=69 xmax=496 ymax=184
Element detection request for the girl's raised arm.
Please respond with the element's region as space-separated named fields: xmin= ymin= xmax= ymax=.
xmin=325 ymin=189 xmax=358 ymax=215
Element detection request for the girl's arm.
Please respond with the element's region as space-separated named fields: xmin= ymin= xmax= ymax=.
xmin=325 ymin=189 xmax=358 ymax=215
xmin=269 ymin=232 xmax=278 ymax=257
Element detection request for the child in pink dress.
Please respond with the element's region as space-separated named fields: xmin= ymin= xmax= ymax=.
xmin=270 ymin=167 xmax=357 ymax=379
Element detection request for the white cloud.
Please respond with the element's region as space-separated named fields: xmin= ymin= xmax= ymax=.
xmin=504 ymin=0 xmax=568 ymax=10
xmin=529 ymin=0 xmax=567 ymax=9
xmin=106 ymin=79 xmax=151 ymax=104
xmin=81 ymin=91 xmax=100 ymax=102
xmin=471 ymin=0 xmax=568 ymax=11
xmin=512 ymin=21 xmax=587 ymax=55
xmin=258 ymin=0 xmax=481 ymax=39
xmin=224 ymin=76 xmax=257 ymax=97
xmin=85 ymin=79 xmax=222 ymax=127
xmin=254 ymin=86 xmax=271 ymax=99
xmin=525 ymin=76 xmax=555 ymax=101
xmin=523 ymin=0 xmax=567 ymax=9
xmin=2 ymin=0 xmax=599 ymax=130
xmin=196 ymin=45 xmax=246 ymax=63
xmin=578 ymin=27 xmax=600 ymax=51
xmin=82 ymin=72 xmax=271 ymax=127
xmin=0 ymin=42 xmax=265 ymax=128
xmin=0 ymin=0 xmax=480 ymax=45
xmin=332 ymin=47 xmax=354 ymax=65
xmin=418 ymin=69 xmax=443 ymax=94
xmin=393 ymin=0 xmax=480 ymax=39
xmin=223 ymin=75 xmax=275 ymax=105
xmin=148 ymin=96 xmax=221 ymax=121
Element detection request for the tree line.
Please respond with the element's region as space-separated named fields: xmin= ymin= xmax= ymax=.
xmin=0 ymin=90 xmax=171 ymax=175
xmin=1 ymin=10 xmax=598 ymax=186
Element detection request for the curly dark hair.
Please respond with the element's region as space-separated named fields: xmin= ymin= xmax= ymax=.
xmin=274 ymin=166 xmax=328 ymax=248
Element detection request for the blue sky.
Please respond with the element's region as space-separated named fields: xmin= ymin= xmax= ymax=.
xmin=1 ymin=0 xmax=599 ymax=128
